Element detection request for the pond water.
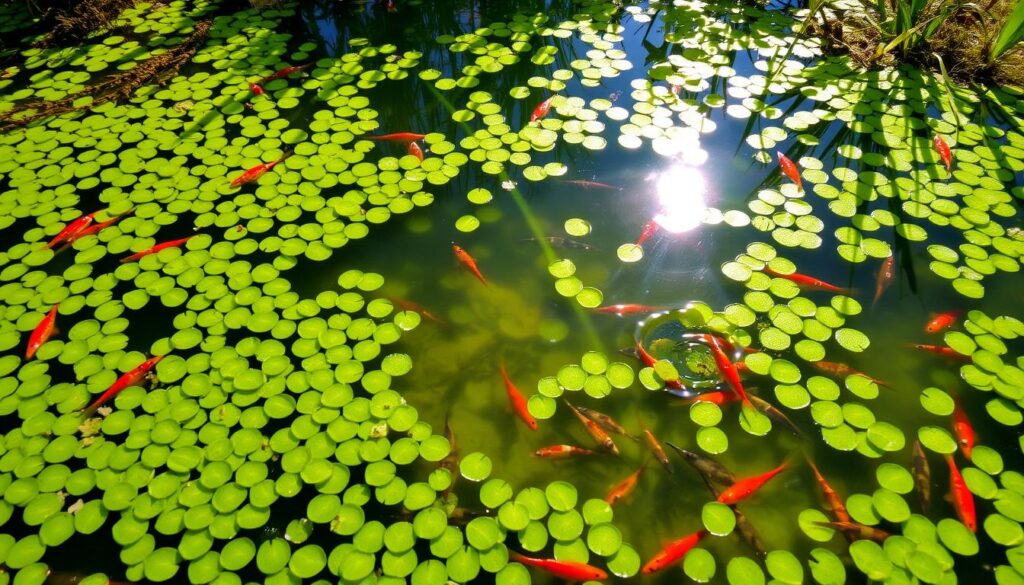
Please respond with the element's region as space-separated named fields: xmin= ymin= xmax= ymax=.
xmin=0 ymin=0 xmax=1023 ymax=583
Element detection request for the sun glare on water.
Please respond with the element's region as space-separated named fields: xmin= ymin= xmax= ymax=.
xmin=653 ymin=164 xmax=708 ymax=234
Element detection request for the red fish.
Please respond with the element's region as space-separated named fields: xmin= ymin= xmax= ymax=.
xmin=386 ymin=297 xmax=446 ymax=326
xmin=908 ymin=343 xmax=970 ymax=362
xmin=641 ymin=529 xmax=707 ymax=574
xmin=47 ymin=211 xmax=99 ymax=248
xmin=689 ymin=390 xmax=740 ymax=405
xmin=593 ymin=304 xmax=663 ymax=315
xmin=873 ymin=255 xmax=895 ymax=307
xmin=933 ymin=135 xmax=953 ymax=172
xmin=952 ymin=399 xmax=975 ymax=459
xmin=717 ymin=463 xmax=787 ymax=506
xmin=451 ymin=243 xmax=488 ymax=286
xmin=764 ymin=267 xmax=851 ymax=295
xmin=533 ymin=445 xmax=597 ymax=458
xmin=635 ymin=219 xmax=658 ymax=246
xmin=230 ymin=152 xmax=291 ymax=187
xmin=121 ymin=236 xmax=194 ymax=263
xmin=510 ymin=551 xmax=607 ymax=581
xmin=706 ymin=335 xmax=753 ymax=409
xmin=500 ymin=364 xmax=537 ymax=430
xmin=946 ymin=455 xmax=975 ymax=532
xmin=249 ymin=83 xmax=265 ymax=96
xmin=82 ymin=355 xmax=164 ymax=417
xmin=811 ymin=361 xmax=888 ymax=386
xmin=529 ymin=96 xmax=554 ymax=123
xmin=925 ymin=311 xmax=961 ymax=333
xmin=606 ymin=465 xmax=644 ymax=506
xmin=26 ymin=304 xmax=59 ymax=359
xmin=807 ymin=459 xmax=851 ymax=523
xmin=261 ymin=63 xmax=311 ymax=83
xmin=408 ymin=141 xmax=424 ymax=162
xmin=67 ymin=210 xmax=132 ymax=244
xmin=366 ymin=132 xmax=426 ymax=142
xmin=777 ymin=152 xmax=803 ymax=191
xmin=635 ymin=340 xmax=685 ymax=391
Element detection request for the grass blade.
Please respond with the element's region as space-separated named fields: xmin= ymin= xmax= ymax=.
xmin=989 ymin=0 xmax=1024 ymax=61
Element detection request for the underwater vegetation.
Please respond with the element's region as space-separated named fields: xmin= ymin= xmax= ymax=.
xmin=0 ymin=0 xmax=1021 ymax=583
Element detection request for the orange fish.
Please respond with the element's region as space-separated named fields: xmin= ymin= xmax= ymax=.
xmin=706 ymin=335 xmax=753 ymax=409
xmin=764 ymin=267 xmax=851 ymax=295
xmin=26 ymin=304 xmax=59 ymax=359
xmin=717 ymin=462 xmax=787 ymax=506
xmin=908 ymin=343 xmax=970 ymax=362
xmin=386 ymin=297 xmax=446 ymax=326
xmin=564 ymin=400 xmax=618 ymax=455
xmin=807 ymin=458 xmax=850 ymax=523
xmin=952 ymin=399 xmax=975 ymax=459
xmin=82 ymin=355 xmax=164 ymax=417
xmin=367 ymin=132 xmax=425 ymax=142
xmin=510 ymin=551 xmax=607 ymax=581
xmin=925 ymin=311 xmax=961 ymax=333
xmin=635 ymin=340 xmax=685 ymax=392
xmin=816 ymin=521 xmax=890 ymax=543
xmin=933 ymin=135 xmax=953 ymax=172
xmin=689 ymin=390 xmax=740 ymax=406
xmin=529 ymin=96 xmax=554 ymax=123
xmin=121 ymin=236 xmax=194 ymax=263
xmin=777 ymin=152 xmax=803 ymax=191
xmin=230 ymin=152 xmax=292 ymax=187
xmin=639 ymin=421 xmax=673 ymax=473
xmin=641 ymin=529 xmax=707 ymax=574
xmin=811 ymin=361 xmax=888 ymax=386
xmin=574 ymin=404 xmax=638 ymax=441
xmin=946 ymin=455 xmax=975 ymax=532
xmin=593 ymin=304 xmax=663 ymax=316
xmin=605 ymin=465 xmax=644 ymax=506
xmin=47 ymin=211 xmax=99 ymax=248
xmin=873 ymin=255 xmax=895 ymax=307
xmin=635 ymin=219 xmax=658 ymax=246
xmin=408 ymin=141 xmax=424 ymax=161
xmin=500 ymin=364 xmax=537 ymax=431
xmin=533 ymin=445 xmax=597 ymax=458
xmin=451 ymin=243 xmax=488 ymax=286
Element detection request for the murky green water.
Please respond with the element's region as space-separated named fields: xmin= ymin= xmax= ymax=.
xmin=0 ymin=0 xmax=1023 ymax=583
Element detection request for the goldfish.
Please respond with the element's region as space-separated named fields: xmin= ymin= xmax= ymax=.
xmin=635 ymin=219 xmax=658 ymax=246
xmin=561 ymin=179 xmax=620 ymax=190
xmin=533 ymin=445 xmax=597 ymax=458
xmin=25 ymin=304 xmax=59 ymax=359
xmin=689 ymin=390 xmax=740 ymax=405
xmin=520 ymin=236 xmax=594 ymax=251
xmin=946 ymin=455 xmax=976 ymax=532
xmin=82 ymin=355 xmax=164 ymax=417
xmin=913 ymin=439 xmax=931 ymax=514
xmin=933 ymin=134 xmax=953 ymax=172
xmin=66 ymin=211 xmax=130 ymax=244
xmin=408 ymin=141 xmax=424 ymax=162
xmin=573 ymin=404 xmax=638 ymax=441
xmin=635 ymin=340 xmax=685 ymax=391
xmin=510 ymin=551 xmax=607 ymax=581
xmin=717 ymin=462 xmax=787 ymax=506
xmin=873 ymin=255 xmax=895 ymax=307
xmin=952 ymin=399 xmax=975 ymax=459
xmin=665 ymin=442 xmax=736 ymax=485
xmin=908 ymin=343 xmax=970 ymax=362
xmin=564 ymin=400 xmax=618 ymax=455
xmin=366 ymin=132 xmax=425 ymax=142
xmin=529 ymin=96 xmax=554 ymax=123
xmin=925 ymin=311 xmax=961 ymax=333
xmin=249 ymin=83 xmax=265 ymax=96
xmin=386 ymin=296 xmax=446 ymax=326
xmin=706 ymin=335 xmax=754 ymax=409
xmin=639 ymin=421 xmax=672 ymax=473
xmin=500 ymin=364 xmax=537 ymax=431
xmin=641 ymin=529 xmax=707 ymax=574
xmin=605 ymin=465 xmax=644 ymax=506
xmin=261 ymin=63 xmax=311 ymax=83
xmin=451 ymin=243 xmax=488 ymax=286
xmin=806 ymin=458 xmax=850 ymax=523
xmin=811 ymin=361 xmax=888 ymax=386
xmin=593 ymin=304 xmax=663 ymax=316
xmin=47 ymin=210 xmax=99 ymax=248
xmin=230 ymin=152 xmax=292 ymax=187
xmin=816 ymin=521 xmax=891 ymax=543
xmin=777 ymin=152 xmax=803 ymax=191
xmin=764 ymin=267 xmax=851 ymax=295
xmin=121 ymin=236 xmax=194 ymax=263
xmin=749 ymin=395 xmax=802 ymax=437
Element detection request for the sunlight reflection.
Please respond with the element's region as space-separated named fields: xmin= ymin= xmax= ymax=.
xmin=653 ymin=164 xmax=707 ymax=233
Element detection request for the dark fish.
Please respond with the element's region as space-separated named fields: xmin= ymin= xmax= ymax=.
xmin=574 ymin=404 xmax=640 ymax=441
xmin=439 ymin=412 xmax=459 ymax=497
xmin=696 ymin=461 xmax=765 ymax=557
xmin=520 ymin=236 xmax=595 ymax=251
xmin=665 ymin=441 xmax=736 ymax=485
xmin=873 ymin=255 xmax=895 ymax=308
xmin=564 ymin=400 xmax=619 ymax=454
xmin=639 ymin=420 xmax=673 ymax=473
xmin=816 ymin=521 xmax=891 ymax=543
xmin=912 ymin=439 xmax=931 ymax=514
xmin=749 ymin=395 xmax=802 ymax=437
xmin=806 ymin=457 xmax=851 ymax=524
